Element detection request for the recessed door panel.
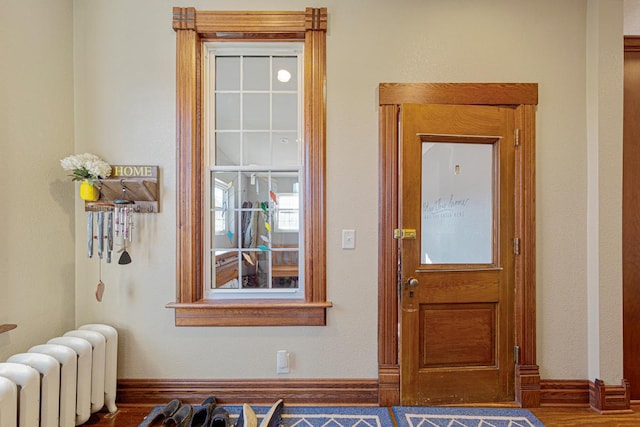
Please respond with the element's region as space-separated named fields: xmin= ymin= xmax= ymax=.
xmin=420 ymin=303 xmax=496 ymax=368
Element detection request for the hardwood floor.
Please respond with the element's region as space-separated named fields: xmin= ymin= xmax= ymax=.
xmin=86 ymin=402 xmax=640 ymax=426
xmin=532 ymin=405 xmax=640 ymax=426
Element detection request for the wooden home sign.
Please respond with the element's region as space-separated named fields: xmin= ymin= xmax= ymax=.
xmin=85 ymin=165 xmax=160 ymax=213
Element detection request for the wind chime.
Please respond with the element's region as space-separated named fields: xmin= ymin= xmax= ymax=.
xmin=83 ymin=165 xmax=159 ymax=302
xmin=86 ymin=184 xmax=136 ymax=301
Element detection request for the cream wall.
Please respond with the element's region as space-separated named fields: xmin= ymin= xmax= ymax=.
xmin=0 ymin=0 xmax=622 ymax=383
xmin=0 ymin=0 xmax=76 ymax=359
xmin=586 ymin=0 xmax=624 ymax=384
xmin=67 ymin=0 xmax=622 ymax=382
xmin=625 ymin=0 xmax=640 ymax=34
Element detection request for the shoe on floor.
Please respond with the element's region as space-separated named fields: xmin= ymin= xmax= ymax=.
xmin=189 ymin=399 xmax=216 ymax=427
xmin=148 ymin=399 xmax=181 ymax=425
xmin=164 ymin=403 xmax=193 ymax=427
xmin=258 ymin=399 xmax=283 ymax=427
xmin=210 ymin=406 xmax=230 ymax=427
xmin=235 ymin=403 xmax=258 ymax=427
xmin=201 ymin=395 xmax=216 ymax=406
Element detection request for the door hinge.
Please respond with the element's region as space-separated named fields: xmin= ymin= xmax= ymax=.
xmin=514 ymin=345 xmax=520 ymax=364
xmin=394 ymin=228 xmax=417 ymax=240
xmin=513 ymin=237 xmax=520 ymax=255
xmin=514 ymin=128 xmax=520 ymax=147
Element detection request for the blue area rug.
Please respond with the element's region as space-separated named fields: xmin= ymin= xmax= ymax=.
xmin=392 ymin=406 xmax=545 ymax=427
xmin=140 ymin=405 xmax=393 ymax=427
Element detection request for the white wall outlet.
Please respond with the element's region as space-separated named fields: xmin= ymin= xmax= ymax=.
xmin=342 ymin=229 xmax=356 ymax=249
xmin=276 ymin=350 xmax=290 ymax=374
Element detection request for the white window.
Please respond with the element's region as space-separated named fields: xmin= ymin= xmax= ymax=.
xmin=205 ymin=43 xmax=303 ymax=299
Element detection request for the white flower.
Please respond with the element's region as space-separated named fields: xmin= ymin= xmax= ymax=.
xmin=86 ymin=159 xmax=112 ymax=178
xmin=60 ymin=153 xmax=112 ymax=182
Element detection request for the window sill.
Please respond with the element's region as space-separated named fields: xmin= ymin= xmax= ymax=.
xmin=166 ymin=299 xmax=332 ymax=326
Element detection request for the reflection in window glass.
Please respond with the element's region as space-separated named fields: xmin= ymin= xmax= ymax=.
xmin=276 ymin=193 xmax=299 ymax=231
xmin=214 ymin=183 xmax=226 ymax=235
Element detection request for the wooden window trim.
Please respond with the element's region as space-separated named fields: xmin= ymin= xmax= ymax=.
xmin=167 ymin=7 xmax=331 ymax=326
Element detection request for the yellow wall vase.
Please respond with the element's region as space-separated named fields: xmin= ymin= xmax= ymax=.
xmin=79 ymin=180 xmax=100 ymax=201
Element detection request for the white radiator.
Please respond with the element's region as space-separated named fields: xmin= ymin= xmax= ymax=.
xmin=0 ymin=363 xmax=40 ymax=427
xmin=62 ymin=330 xmax=106 ymax=414
xmin=47 ymin=336 xmax=93 ymax=425
xmin=0 ymin=376 xmax=17 ymax=427
xmin=0 ymin=324 xmax=118 ymax=427
xmin=28 ymin=344 xmax=77 ymax=427
xmin=6 ymin=353 xmax=59 ymax=427
xmin=79 ymin=325 xmax=117 ymax=413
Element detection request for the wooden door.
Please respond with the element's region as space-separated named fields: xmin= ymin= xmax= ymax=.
xmin=399 ymin=103 xmax=516 ymax=405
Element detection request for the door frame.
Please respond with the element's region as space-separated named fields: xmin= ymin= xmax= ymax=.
xmin=377 ymin=83 xmax=540 ymax=407
xmin=623 ymin=36 xmax=640 ymax=400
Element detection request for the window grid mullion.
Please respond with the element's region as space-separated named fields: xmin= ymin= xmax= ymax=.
xmin=267 ymin=56 xmax=273 ymax=290
xmin=240 ymin=55 xmax=245 ymax=167
xmin=267 ymin=174 xmax=273 ymax=289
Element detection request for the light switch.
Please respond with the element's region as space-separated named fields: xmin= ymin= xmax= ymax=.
xmin=342 ymin=229 xmax=356 ymax=249
xmin=276 ymin=350 xmax=290 ymax=374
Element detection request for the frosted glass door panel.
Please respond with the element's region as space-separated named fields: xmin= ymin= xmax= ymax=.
xmin=421 ymin=142 xmax=493 ymax=264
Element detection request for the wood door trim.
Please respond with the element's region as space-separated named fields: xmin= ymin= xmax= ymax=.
xmin=378 ymin=104 xmax=400 ymax=407
xmin=378 ymin=104 xmax=400 ymax=366
xmin=377 ymin=83 xmax=539 ymax=407
xmin=623 ymin=36 xmax=640 ymax=399
xmin=379 ymin=83 xmax=538 ymax=106
xmin=514 ymin=103 xmax=540 ymax=407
